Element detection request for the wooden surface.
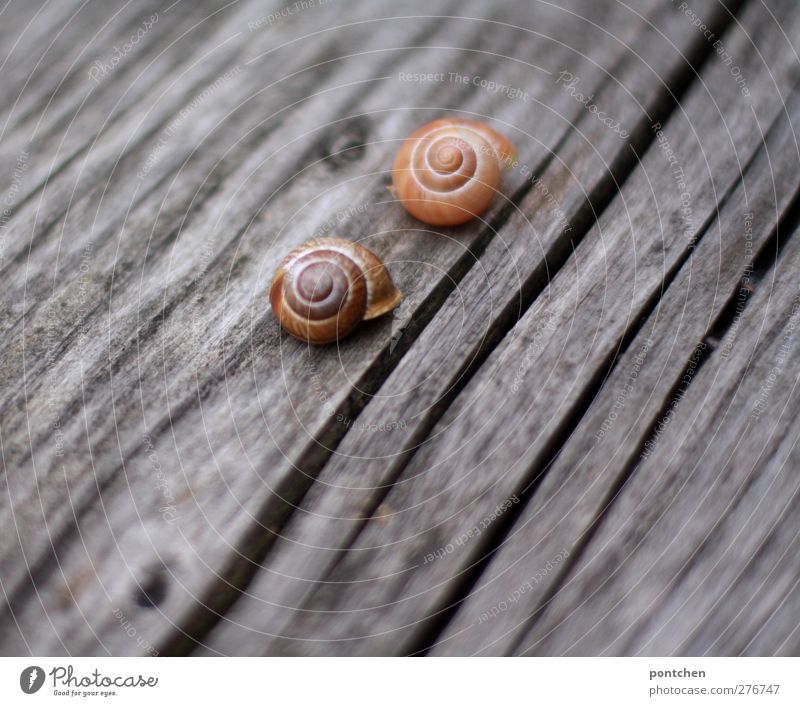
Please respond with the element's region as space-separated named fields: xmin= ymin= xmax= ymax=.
xmin=0 ymin=0 xmax=798 ymax=656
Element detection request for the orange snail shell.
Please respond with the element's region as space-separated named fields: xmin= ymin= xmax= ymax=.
xmin=270 ymin=237 xmax=402 ymax=344
xmin=392 ymin=118 xmax=516 ymax=226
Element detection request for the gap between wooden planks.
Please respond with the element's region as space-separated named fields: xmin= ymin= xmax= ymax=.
xmin=437 ymin=80 xmax=800 ymax=656
xmin=198 ymin=0 xmax=800 ymax=656
xmin=515 ymin=192 xmax=800 ymax=657
xmin=1 ymin=0 xmax=399 ymax=614
xmin=0 ymin=0 xmax=623 ymax=655
xmin=1 ymin=0 xmax=476 ymax=652
xmin=193 ymin=0 xmax=756 ymax=656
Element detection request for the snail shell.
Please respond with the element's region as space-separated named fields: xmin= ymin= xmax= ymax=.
xmin=392 ymin=118 xmax=516 ymax=226
xmin=270 ymin=237 xmax=402 ymax=344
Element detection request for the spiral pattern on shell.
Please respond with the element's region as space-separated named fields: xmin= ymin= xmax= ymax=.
xmin=392 ymin=118 xmax=516 ymax=226
xmin=270 ymin=238 xmax=402 ymax=344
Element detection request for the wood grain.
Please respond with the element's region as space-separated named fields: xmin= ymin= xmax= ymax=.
xmin=436 ymin=78 xmax=800 ymax=656
xmin=0 ymin=0 xmax=236 ymax=206
xmin=1 ymin=0 xmax=798 ymax=658
xmin=220 ymin=0 xmax=797 ymax=656
xmin=198 ymin=0 xmax=775 ymax=656
xmin=2 ymin=0 xmax=482 ymax=652
xmin=2 ymin=0 xmax=615 ymax=655
xmin=515 ymin=204 xmax=800 ymax=657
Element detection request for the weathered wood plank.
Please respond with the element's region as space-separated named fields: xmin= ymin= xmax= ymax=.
xmin=434 ymin=79 xmax=800 ymax=656
xmin=0 ymin=0 xmax=320 ymax=285
xmin=0 ymin=0 xmax=560 ymax=655
xmin=0 ymin=0 xmax=437 ymax=458
xmin=0 ymin=0 xmax=132 ymax=115
xmin=4 ymin=0 xmax=798 ymax=659
xmin=229 ymin=0 xmax=799 ymax=656
xmin=192 ymin=0 xmax=720 ymax=655
xmin=513 ymin=206 xmax=800 ymax=656
xmin=196 ymin=0 xmax=759 ymax=655
xmin=0 ymin=0 xmax=241 ymax=204
xmin=0 ymin=0 xmax=379 ymax=600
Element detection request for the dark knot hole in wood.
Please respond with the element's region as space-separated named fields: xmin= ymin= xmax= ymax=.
xmin=132 ymin=564 xmax=170 ymax=609
xmin=320 ymin=116 xmax=372 ymax=168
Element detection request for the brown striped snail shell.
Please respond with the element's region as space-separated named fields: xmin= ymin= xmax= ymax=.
xmin=270 ymin=237 xmax=402 ymax=344
xmin=392 ymin=118 xmax=516 ymax=226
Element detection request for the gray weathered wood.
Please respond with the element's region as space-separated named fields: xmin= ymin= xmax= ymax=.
xmin=435 ymin=78 xmax=800 ymax=656
xmin=0 ymin=0 xmax=238 ymax=205
xmin=2 ymin=0 xmax=482 ymax=652
xmin=216 ymin=0 xmax=796 ymax=656
xmin=198 ymin=0 xmax=784 ymax=656
xmin=1 ymin=0 xmax=799 ymax=658
xmin=196 ymin=0 xmax=745 ymax=656
xmin=0 ymin=0 xmax=377 ymax=601
xmin=2 ymin=0 xmax=599 ymax=655
xmin=514 ymin=207 xmax=800 ymax=656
